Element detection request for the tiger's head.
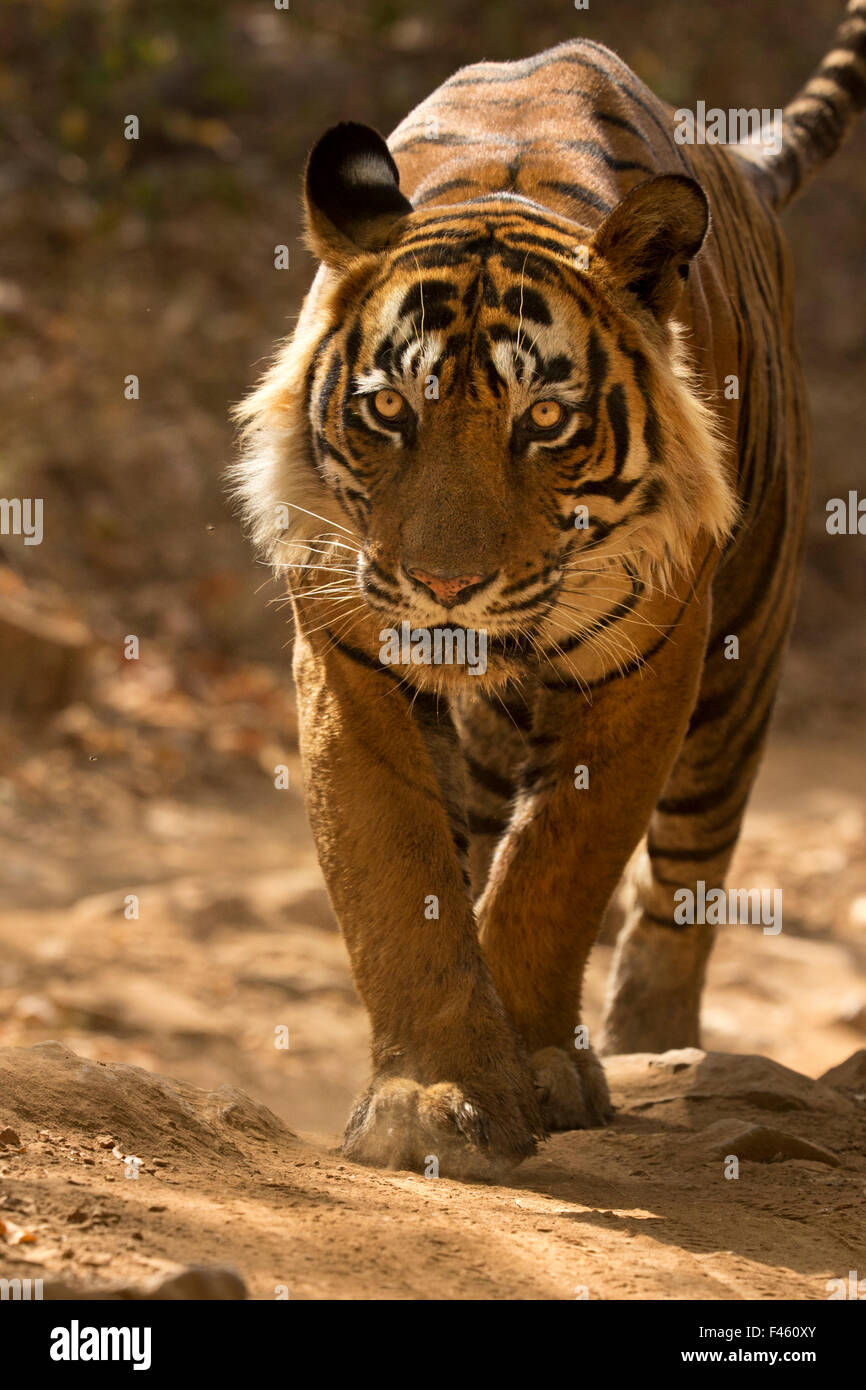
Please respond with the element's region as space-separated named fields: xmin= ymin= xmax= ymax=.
xmin=234 ymin=123 xmax=736 ymax=682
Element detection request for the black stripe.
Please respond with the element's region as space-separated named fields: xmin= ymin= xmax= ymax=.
xmin=303 ymin=326 xmax=339 ymax=411
xmin=817 ymin=61 xmax=866 ymax=106
xmin=606 ymin=381 xmax=630 ymax=478
xmin=657 ymin=705 xmax=772 ymax=816
xmin=412 ymin=178 xmax=476 ymax=207
xmin=317 ymin=350 xmax=343 ymax=432
xmin=465 ymin=754 xmax=513 ymax=799
xmin=538 ymin=179 xmax=613 ymax=215
xmin=646 ymin=828 xmax=741 ymax=863
xmin=618 ymin=340 xmax=662 ymax=463
xmin=313 ymin=434 xmax=366 ymax=482
xmin=687 ymin=623 xmax=789 ymax=736
xmin=468 ymin=811 xmax=507 ymax=836
xmin=480 ymin=692 xmax=533 ymax=729
xmin=542 ymin=546 xmax=714 ymax=692
xmin=572 ymin=473 xmax=640 ymax=505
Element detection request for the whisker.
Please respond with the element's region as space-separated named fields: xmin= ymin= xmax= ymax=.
xmin=276 ymin=559 xmax=356 ymax=574
xmin=515 ymin=250 xmax=530 ymax=363
xmin=310 ymin=535 xmax=363 ymax=553
xmin=527 ymin=625 xmax=594 ymax=704
xmin=412 ymin=252 xmax=426 ymax=350
xmin=555 ymin=593 xmax=673 ymax=639
xmin=547 ymin=611 xmax=651 ymax=679
xmin=300 ymin=602 xmax=370 ymax=642
xmin=282 ymin=585 xmax=358 ymax=606
xmin=276 ymin=501 xmax=360 ymax=540
xmin=318 ymin=605 xmax=373 ymax=659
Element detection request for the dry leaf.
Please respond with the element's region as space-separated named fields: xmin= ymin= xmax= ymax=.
xmin=0 ymin=1215 xmax=37 ymax=1245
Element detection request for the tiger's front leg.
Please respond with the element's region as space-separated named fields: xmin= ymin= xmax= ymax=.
xmin=476 ymin=593 xmax=711 ymax=1130
xmin=292 ymin=623 xmax=544 ymax=1178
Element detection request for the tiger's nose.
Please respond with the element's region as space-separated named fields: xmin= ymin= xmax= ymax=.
xmin=406 ymin=566 xmax=495 ymax=607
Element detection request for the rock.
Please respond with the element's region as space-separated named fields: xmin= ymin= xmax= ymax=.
xmin=42 ymin=1265 xmax=247 ymax=1300
xmin=849 ymin=896 xmax=866 ymax=929
xmin=226 ymin=868 xmax=336 ymax=931
xmin=169 ymin=882 xmax=263 ymax=934
xmin=11 ymin=994 xmax=60 ymax=1027
xmin=50 ymin=975 xmax=223 ymax=1039
xmin=819 ymin=1050 xmax=866 ymax=1093
xmin=0 ymin=1127 xmax=21 ymax=1147
xmin=0 ymin=584 xmax=91 ymax=719
xmin=605 ymin=1048 xmax=855 ymax=1115
xmin=688 ymin=1119 xmax=840 ymax=1166
xmin=0 ymin=1041 xmax=296 ymax=1159
xmin=833 ymin=998 xmax=866 ymax=1033
xmin=136 ymin=1267 xmax=247 ymax=1300
xmin=237 ymin=969 xmax=355 ymax=999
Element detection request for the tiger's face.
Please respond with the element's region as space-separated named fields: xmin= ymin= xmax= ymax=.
xmin=310 ymin=217 xmax=662 ymax=646
xmin=235 ymin=123 xmax=736 ymax=685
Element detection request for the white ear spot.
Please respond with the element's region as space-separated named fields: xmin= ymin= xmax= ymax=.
xmin=341 ymin=152 xmax=395 ymax=187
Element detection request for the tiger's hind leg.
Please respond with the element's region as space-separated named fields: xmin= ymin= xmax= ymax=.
xmin=599 ymin=842 xmax=733 ymax=1056
xmin=599 ymin=483 xmax=803 ymax=1054
xmin=598 ymin=691 xmax=778 ymax=1055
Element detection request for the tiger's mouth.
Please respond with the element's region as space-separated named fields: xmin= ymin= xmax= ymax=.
xmin=332 ymin=550 xmax=559 ymax=685
xmin=358 ymin=576 xmax=554 ymax=645
xmin=356 ymin=552 xmax=562 ymax=639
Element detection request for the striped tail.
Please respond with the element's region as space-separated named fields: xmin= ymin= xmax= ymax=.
xmin=757 ymin=0 xmax=866 ymax=209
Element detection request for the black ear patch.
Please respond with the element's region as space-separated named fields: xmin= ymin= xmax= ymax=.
xmin=304 ymin=122 xmax=413 ymax=267
xmin=590 ymin=174 xmax=709 ymax=320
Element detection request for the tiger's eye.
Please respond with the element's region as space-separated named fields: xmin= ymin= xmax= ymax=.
xmin=373 ymin=388 xmax=406 ymax=421
xmin=530 ymin=400 xmax=563 ymax=429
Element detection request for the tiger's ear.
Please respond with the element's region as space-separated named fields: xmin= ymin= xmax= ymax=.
xmin=304 ymin=122 xmax=413 ymax=269
xmin=589 ymin=175 xmax=709 ymax=320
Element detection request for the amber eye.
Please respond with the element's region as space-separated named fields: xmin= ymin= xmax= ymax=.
xmin=529 ymin=399 xmax=564 ymax=430
xmin=372 ymin=388 xmax=407 ymax=422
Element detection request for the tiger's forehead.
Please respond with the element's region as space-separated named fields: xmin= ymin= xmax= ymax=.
xmin=389 ymin=196 xmax=589 ymax=264
xmin=371 ymin=206 xmax=591 ymax=315
xmin=351 ymin=232 xmax=597 ymax=410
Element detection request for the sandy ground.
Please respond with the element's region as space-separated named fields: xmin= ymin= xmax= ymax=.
xmin=1 ymin=720 xmax=865 ymax=1300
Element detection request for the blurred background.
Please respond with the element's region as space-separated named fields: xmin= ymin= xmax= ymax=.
xmin=1 ymin=0 xmax=864 ymax=1134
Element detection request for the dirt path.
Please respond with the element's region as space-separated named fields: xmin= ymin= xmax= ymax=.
xmin=1 ymin=1041 xmax=864 ymax=1301
xmin=1 ymin=723 xmax=865 ymax=1299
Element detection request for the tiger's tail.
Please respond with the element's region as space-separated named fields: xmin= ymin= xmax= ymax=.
xmin=750 ymin=0 xmax=866 ymax=210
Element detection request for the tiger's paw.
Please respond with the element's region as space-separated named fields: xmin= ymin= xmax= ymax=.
xmin=531 ymin=1045 xmax=613 ymax=1130
xmin=342 ymin=1075 xmax=544 ymax=1180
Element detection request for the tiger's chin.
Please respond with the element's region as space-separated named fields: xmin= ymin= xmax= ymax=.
xmin=391 ymin=661 xmax=521 ymax=697
xmin=371 ymin=607 xmax=540 ymax=695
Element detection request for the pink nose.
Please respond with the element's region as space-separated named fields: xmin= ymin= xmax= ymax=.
xmin=407 ymin=567 xmax=488 ymax=607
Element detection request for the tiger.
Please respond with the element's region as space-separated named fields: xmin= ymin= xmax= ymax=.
xmin=232 ymin=3 xmax=866 ymax=1177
